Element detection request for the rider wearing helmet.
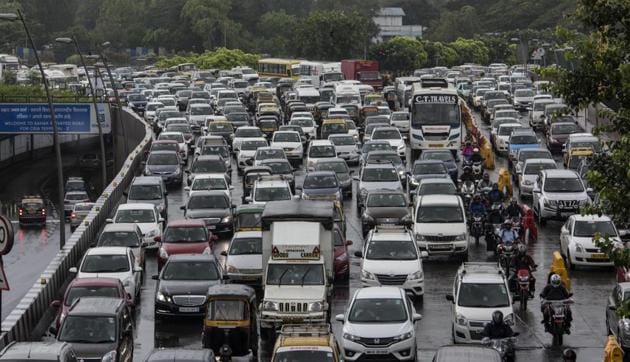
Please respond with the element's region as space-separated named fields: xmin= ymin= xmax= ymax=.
xmin=478 ymin=173 xmax=492 ymax=189
xmin=540 ymin=274 xmax=572 ymax=332
xmin=471 ymin=147 xmax=483 ymax=164
xmin=509 ymin=244 xmax=537 ymax=296
xmin=487 ymin=183 xmax=504 ymax=204
xmin=505 ymin=198 xmax=523 ymax=219
xmin=469 ymin=194 xmax=487 ymax=216
xmin=482 ymin=310 xmax=514 ymax=339
xmin=462 ymin=141 xmax=474 ymax=161
xmin=460 ymin=165 xmax=475 ymax=183
xmin=499 ymin=220 xmax=519 ymax=246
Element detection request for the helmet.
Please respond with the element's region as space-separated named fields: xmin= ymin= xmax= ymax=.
xmin=491 ymin=310 xmax=503 ymax=324
xmin=473 ymin=194 xmax=481 ymax=201
xmin=483 ymin=173 xmax=490 ymax=181
xmin=562 ymin=348 xmax=576 ymax=361
xmin=503 ymin=220 xmax=512 ymax=228
xmin=466 ymin=141 xmax=471 ymax=146
xmin=511 ymin=197 xmax=518 ymax=206
xmin=518 ymin=243 xmax=527 ymax=255
xmin=492 ymin=183 xmax=499 ymax=190
xmin=473 ymin=147 xmax=480 ymax=153
xmin=550 ymin=273 xmax=562 ymax=287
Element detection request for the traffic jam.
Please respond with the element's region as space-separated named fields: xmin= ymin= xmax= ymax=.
xmin=21 ymin=59 xmax=626 ymax=362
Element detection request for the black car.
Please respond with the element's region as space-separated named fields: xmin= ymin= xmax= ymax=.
xmin=226 ymin=111 xmax=250 ymax=129
xmin=407 ymin=160 xmax=449 ymax=191
xmin=359 ymin=140 xmax=393 ymax=166
xmin=420 ymin=149 xmax=458 ymax=181
xmin=127 ymin=93 xmax=148 ymax=115
xmin=144 ymin=150 xmax=183 ymax=186
xmin=361 ymin=190 xmax=411 ymax=236
xmin=181 ymin=190 xmax=234 ymax=234
xmin=153 ymin=254 xmax=223 ymax=319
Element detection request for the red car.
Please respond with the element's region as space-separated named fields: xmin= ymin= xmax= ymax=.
xmin=50 ymin=277 xmax=130 ymax=332
xmin=156 ymin=219 xmax=217 ymax=270
xmin=333 ymin=228 xmax=352 ymax=280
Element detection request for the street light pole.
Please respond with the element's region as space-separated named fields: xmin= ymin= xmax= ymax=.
xmin=0 ymin=10 xmax=66 ymax=248
xmin=56 ymin=36 xmax=107 ymax=191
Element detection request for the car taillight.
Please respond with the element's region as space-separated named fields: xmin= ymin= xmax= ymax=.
xmin=18 ymin=208 xmax=23 ymax=216
xmin=70 ymin=212 xmax=76 ymax=219
xmin=41 ymin=209 xmax=46 ymax=215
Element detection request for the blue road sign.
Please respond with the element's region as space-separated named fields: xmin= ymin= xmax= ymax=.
xmin=0 ymin=103 xmax=111 ymax=134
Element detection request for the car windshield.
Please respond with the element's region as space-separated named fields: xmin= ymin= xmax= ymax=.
xmin=574 ymin=220 xmax=617 ymax=237
xmin=519 ymin=150 xmax=551 ymax=162
xmin=188 ymin=194 xmax=228 ymax=209
xmin=366 ymin=239 xmax=417 ymax=260
xmin=367 ymin=193 xmax=406 ymax=208
xmin=322 ymin=123 xmax=347 ymax=133
xmin=303 ymin=174 xmax=338 ymax=189
xmin=362 ymin=168 xmax=399 ymax=182
xmin=348 ymin=298 xmax=407 ymax=323
xmin=458 ymin=283 xmax=510 ymax=308
xmin=192 ymin=160 xmax=226 ymax=173
xmin=98 ymin=231 xmax=140 ymax=248
xmin=59 ymin=316 xmax=116 ymax=343
xmin=273 ymin=350 xmax=335 ymax=362
xmin=147 ymin=103 xmax=162 ymax=111
xmin=372 ymin=129 xmax=401 ymax=140
xmin=81 ymin=254 xmax=129 ymax=273
xmin=515 ymin=89 xmax=534 ymax=97
xmin=236 ymin=129 xmax=263 ymax=137
xmin=162 ymin=261 xmax=219 ymax=280
xmin=167 ymin=125 xmax=190 ymax=133
xmin=152 ymin=143 xmax=178 ymax=152
xmin=257 ymin=149 xmax=285 ymax=160
xmin=129 ymin=184 xmax=162 ymax=200
xmin=418 ymin=183 xmax=457 ymax=195
xmin=543 ymin=177 xmax=584 ymax=192
xmin=241 ymin=140 xmax=268 ymax=150
xmin=115 ymin=209 xmax=155 ymax=223
xmin=499 ymin=126 xmax=521 ymax=136
xmin=236 ymin=212 xmax=262 ymax=230
xmin=274 ymin=133 xmax=300 ymax=142
xmin=201 ymin=145 xmax=229 ymax=158
xmin=21 ymin=201 xmax=44 ymax=209
xmin=255 ymin=187 xmax=291 ymax=202
xmin=511 ymin=134 xmax=538 ymax=144
xmin=66 ymin=181 xmax=85 ymax=191
xmin=164 ymin=227 xmax=206 ymax=243
xmin=206 ymin=300 xmax=247 ymax=321
xmin=524 ymin=163 xmax=556 ymax=175
xmin=317 ymin=161 xmax=348 ymax=174
xmin=147 ymin=153 xmax=179 ymax=165
xmin=291 ymin=118 xmax=314 ymax=127
xmin=229 ymin=237 xmax=262 ymax=255
xmin=330 ymin=136 xmax=355 ymax=146
xmin=190 ymin=107 xmax=212 ymax=115
xmin=266 ymin=264 xmax=324 ymax=285
xmin=412 ymin=102 xmax=460 ymax=127
xmin=159 ymin=134 xmax=184 ymax=143
xmin=413 ymin=163 xmax=446 ymax=175
xmin=552 ymin=124 xmax=579 ymax=135
xmin=422 ymin=152 xmax=453 ymax=162
xmin=192 ymin=177 xmax=227 ymax=191
xmin=66 ymin=193 xmax=88 ymax=201
xmin=265 ymin=161 xmax=292 ymax=174
xmin=309 ymin=146 xmax=335 ymax=158
xmin=534 ymin=101 xmax=554 ymax=111
xmin=362 ymin=143 xmax=390 ymax=153
xmin=416 ymin=205 xmax=463 ymax=223
xmin=66 ymin=287 xmax=120 ymax=306
xmin=209 ymin=123 xmax=233 ymax=132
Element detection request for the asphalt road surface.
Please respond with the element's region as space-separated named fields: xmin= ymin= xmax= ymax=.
xmin=126 ymin=109 xmax=614 ymax=362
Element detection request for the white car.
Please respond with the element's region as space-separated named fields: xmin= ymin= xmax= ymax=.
xmin=232 ymin=126 xmax=265 ymax=154
xmin=144 ymin=101 xmax=164 ymax=123
xmin=289 ymin=117 xmax=317 ymax=139
xmin=328 ymin=134 xmax=360 ymax=165
xmin=305 ymin=140 xmax=337 ymax=171
xmin=413 ymin=195 xmax=468 ymax=259
xmin=158 ymin=131 xmax=188 ymax=161
xmin=370 ymin=127 xmax=405 ymax=157
xmin=532 ymin=169 xmax=591 ymax=225
xmin=512 ymin=88 xmax=535 ymax=111
xmin=560 ymin=214 xmax=618 ymax=268
xmin=109 ymin=203 xmax=163 ymax=245
xmin=223 ymin=231 xmax=263 ymax=284
xmin=253 ymin=146 xmax=286 ymax=167
xmin=185 ymin=174 xmax=232 ymax=200
xmin=70 ymin=246 xmax=143 ymax=301
xmin=518 ymin=158 xmax=557 ymax=197
xmin=357 ymin=227 xmax=425 ymax=299
xmin=530 ymin=98 xmax=555 ymax=128
xmin=336 ymin=287 xmax=421 ymax=361
xmin=246 ymin=176 xmax=293 ymax=206
xmin=237 ymin=138 xmax=268 ymax=173
xmin=494 ymin=123 xmax=523 ymax=154
xmin=271 ymin=131 xmax=303 ymax=161
xmin=446 ymin=262 xmax=513 ymax=344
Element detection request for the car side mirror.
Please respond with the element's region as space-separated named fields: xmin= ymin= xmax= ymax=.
xmin=335 ymin=313 xmax=345 ymax=323
xmin=244 ymin=196 xmax=252 ymax=203
xmin=158 ymin=218 xmax=165 ymax=224
xmin=586 ymin=187 xmax=594 ymax=194
xmin=69 ymin=267 xmax=78 ymax=274
xmin=220 ymin=250 xmax=228 ymax=256
xmin=445 ymin=294 xmax=454 ymax=302
xmin=354 ymin=251 xmax=363 ymax=258
xmin=105 ymin=218 xmax=113 ymax=224
xmin=50 ymin=300 xmax=61 ymax=309
xmin=412 ymin=313 xmax=422 ymax=322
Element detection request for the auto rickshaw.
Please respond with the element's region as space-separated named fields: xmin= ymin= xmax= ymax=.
xmin=242 ymin=166 xmax=272 ymax=203
xmin=202 ymin=284 xmax=258 ymax=359
xmin=234 ymin=204 xmax=264 ymax=232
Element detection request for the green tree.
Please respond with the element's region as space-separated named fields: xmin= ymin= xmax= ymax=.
xmin=93 ymin=0 xmax=146 ymax=48
xmin=369 ymin=37 xmax=427 ymax=75
xmin=449 ymin=37 xmax=490 ymax=65
xmin=429 ymin=5 xmax=481 ymax=42
xmin=181 ymin=0 xmax=234 ymax=50
xmin=257 ymin=10 xmax=298 ymax=56
xmin=423 ymin=41 xmax=459 ymax=67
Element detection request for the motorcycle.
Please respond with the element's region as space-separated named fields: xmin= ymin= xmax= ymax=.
xmin=470 ymin=213 xmax=484 ymax=245
xmin=514 ymin=267 xmax=534 ymax=311
xmin=484 ymin=222 xmax=497 ymax=252
xmin=497 ymin=241 xmax=515 ymax=274
xmin=482 ymin=334 xmax=519 ymax=362
xmin=460 ymin=180 xmax=476 ymax=208
xmin=472 ymin=161 xmax=484 ymax=180
xmin=541 ymin=298 xmax=574 ymax=346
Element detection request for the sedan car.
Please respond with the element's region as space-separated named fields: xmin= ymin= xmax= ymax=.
xmin=420 ymin=149 xmax=458 ymax=181
xmin=69 ymin=202 xmax=94 ymax=231
xmin=314 ymin=158 xmax=353 ymax=198
xmin=144 ymin=150 xmax=183 ymax=186
xmin=328 ymin=134 xmax=360 ymax=165
xmin=408 ymin=160 xmax=449 ymax=191
xmin=300 ymin=171 xmax=341 ymax=202
xmin=156 ymin=219 xmax=216 ymax=270
xmin=97 ymin=223 xmax=147 ymax=271
xmin=181 ymin=190 xmax=234 ymax=235
xmin=606 ymin=282 xmax=630 ymax=352
xmin=560 ymin=214 xmax=618 ymax=269
xmin=63 ymin=191 xmax=90 ymax=218
xmin=109 ymin=203 xmax=163 ymax=245
xmin=271 ymin=131 xmax=303 ymax=163
xmin=222 ymin=231 xmax=262 ymax=285
xmin=361 ymin=190 xmax=411 ymax=236
xmin=370 ymin=127 xmax=405 ymax=157
xmin=153 ymin=254 xmax=223 ymax=319
xmin=547 ymin=121 xmax=581 ymax=154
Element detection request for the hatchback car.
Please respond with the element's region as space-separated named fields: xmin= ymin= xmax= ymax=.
xmin=300 ymin=171 xmax=341 ymax=202
xmin=361 ymin=190 xmax=411 ymax=236
xmin=314 ymin=158 xmax=353 ymax=198
xmin=222 ymin=231 xmax=263 ymax=285
xmin=560 ymin=214 xmax=618 ymax=268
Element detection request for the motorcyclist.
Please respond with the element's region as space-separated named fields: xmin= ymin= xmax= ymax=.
xmin=504 ymin=198 xmax=523 ymax=219
xmin=509 ymin=244 xmax=537 ymax=296
xmin=471 ymin=147 xmax=483 ymax=164
xmin=460 ymin=166 xmax=475 ymax=184
xmin=469 ymin=194 xmax=487 ymax=216
xmin=482 ymin=310 xmax=514 ymax=339
xmin=462 ymin=142 xmax=474 ymax=161
xmin=487 ymin=183 xmax=504 ymax=205
xmin=540 ymin=274 xmax=572 ymax=333
xmin=499 ymin=220 xmax=519 ymax=246
xmin=478 ymin=173 xmax=492 ymax=189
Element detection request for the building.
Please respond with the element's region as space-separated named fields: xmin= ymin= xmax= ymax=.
xmin=373 ymin=7 xmax=424 ymax=43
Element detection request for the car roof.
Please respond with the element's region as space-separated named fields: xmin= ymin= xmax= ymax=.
xmin=167 ymin=219 xmax=206 ymax=228
xmin=167 ymin=253 xmax=217 ymax=262
xmin=68 ymin=277 xmax=122 ymax=288
xmin=102 ymin=223 xmax=141 ymax=233
xmin=310 ymin=139 xmax=333 ymax=146
xmin=195 ymin=154 xmax=224 ymax=161
xmin=132 ymin=176 xmax=163 ymax=185
xmin=86 ymin=246 xmax=129 ymax=256
xmin=510 ymin=128 xmax=536 ymax=136
xmin=418 ymin=178 xmax=455 ymax=185
xmin=569 ymin=214 xmax=613 ymax=222
xmin=68 ymin=297 xmax=123 ymax=316
xmin=234 ymin=231 xmax=263 ymax=238
xmin=417 ymin=194 xmax=461 ymax=206
xmin=117 ymin=203 xmax=155 ymax=210
xmin=148 ymin=150 xmax=178 ymax=156
xmin=523 ymin=158 xmax=556 ymax=165
xmin=542 ymin=169 xmax=579 ymax=178
xmin=145 ymin=348 xmax=215 ymax=361
xmin=0 ymin=341 xmax=73 ymax=360
xmin=354 ymin=286 xmax=404 ymax=299
xmin=189 ymin=190 xmax=228 ymax=197
xmin=305 ymin=171 xmax=336 ymax=177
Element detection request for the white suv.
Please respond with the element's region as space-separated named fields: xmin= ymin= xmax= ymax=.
xmin=446 ymin=262 xmax=513 ymax=344
xmin=532 ymin=169 xmax=591 ymax=225
xmin=413 ymin=195 xmax=468 ymax=259
xmin=356 ymin=226 xmax=426 ymax=299
xmin=560 ymin=214 xmax=619 ymax=269
xmin=337 ymin=287 xmax=421 ymax=361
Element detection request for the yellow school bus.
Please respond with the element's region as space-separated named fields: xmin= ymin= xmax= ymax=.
xmin=257 ymin=58 xmax=301 ymax=80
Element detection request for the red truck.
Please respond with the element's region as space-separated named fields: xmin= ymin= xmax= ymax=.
xmin=341 ymin=60 xmax=383 ymax=90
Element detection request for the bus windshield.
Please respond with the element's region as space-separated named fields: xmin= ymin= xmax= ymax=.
xmin=412 ymin=95 xmax=460 ymax=128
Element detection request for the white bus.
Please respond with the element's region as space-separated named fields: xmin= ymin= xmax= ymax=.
xmin=410 ymin=85 xmax=462 ymax=158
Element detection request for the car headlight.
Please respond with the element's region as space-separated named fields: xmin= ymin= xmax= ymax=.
xmin=455 ymin=233 xmax=467 ymax=241
xmin=226 ymin=264 xmax=238 ymax=273
xmin=397 ymin=143 xmax=405 ymax=150
xmin=408 ymin=270 xmax=423 ymax=280
xmin=156 ymin=291 xmax=171 ymax=303
xmin=393 ymin=331 xmax=413 ymax=341
xmin=456 ymin=314 xmax=468 ymax=326
xmin=416 ymin=233 xmax=426 ymax=242
xmin=101 ymin=351 xmax=117 ymax=362
xmin=574 ymin=242 xmax=584 ymax=253
xmin=343 ymin=332 xmax=361 ymax=342
xmin=159 ymin=248 xmax=168 ymax=260
xmin=263 ymin=301 xmax=278 ymax=311
xmin=308 ymin=301 xmax=324 ymax=312
xmin=146 ymin=229 xmax=158 ymax=238
xmin=221 ymin=216 xmax=232 ymax=223
xmin=361 ymin=269 xmax=376 ymax=281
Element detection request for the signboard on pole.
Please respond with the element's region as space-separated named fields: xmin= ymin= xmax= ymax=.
xmin=0 ymin=103 xmax=111 ymax=134
xmin=0 ymin=215 xmax=14 ymax=291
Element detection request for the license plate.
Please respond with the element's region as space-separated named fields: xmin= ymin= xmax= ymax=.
xmin=429 ymin=144 xmax=444 ymax=148
xmin=430 ymin=244 xmax=451 ymax=250
xmin=179 ymin=307 xmax=199 ymax=313
xmin=591 ymin=253 xmax=607 ymax=260
xmin=207 ymin=225 xmax=216 ymax=230
xmin=365 ymin=349 xmax=388 ymax=355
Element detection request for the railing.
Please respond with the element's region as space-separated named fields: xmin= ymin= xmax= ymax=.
xmin=0 ymin=108 xmax=151 ymax=347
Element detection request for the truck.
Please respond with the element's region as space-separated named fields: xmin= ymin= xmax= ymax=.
xmin=260 ymin=199 xmax=335 ymax=338
xmin=271 ymin=324 xmax=342 ymax=361
xmin=341 ymin=60 xmax=383 ymax=90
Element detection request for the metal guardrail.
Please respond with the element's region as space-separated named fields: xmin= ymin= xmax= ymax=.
xmin=0 ymin=107 xmax=152 ymax=347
